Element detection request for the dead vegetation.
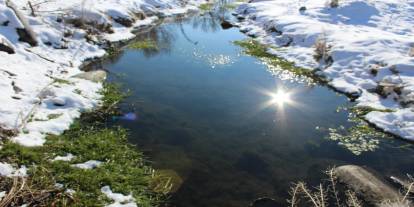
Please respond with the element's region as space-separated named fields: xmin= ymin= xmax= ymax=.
xmin=409 ymin=47 xmax=414 ymax=57
xmin=288 ymin=168 xmax=414 ymax=207
xmin=313 ymin=35 xmax=333 ymax=66
xmin=0 ymin=125 xmax=17 ymax=140
xmin=0 ymin=176 xmax=73 ymax=206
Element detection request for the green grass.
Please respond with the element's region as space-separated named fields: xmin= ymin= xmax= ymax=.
xmin=128 ymin=40 xmax=158 ymax=50
xmin=52 ymin=77 xmax=73 ymax=85
xmin=199 ymin=3 xmax=213 ymax=11
xmin=223 ymin=3 xmax=238 ymax=9
xmin=349 ymin=106 xmax=394 ymax=117
xmin=0 ymin=83 xmax=165 ymax=206
xmin=233 ymin=39 xmax=323 ymax=81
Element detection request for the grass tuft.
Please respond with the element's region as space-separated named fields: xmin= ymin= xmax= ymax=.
xmin=128 ymin=40 xmax=158 ymax=50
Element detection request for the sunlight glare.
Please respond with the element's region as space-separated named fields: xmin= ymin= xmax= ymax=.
xmin=270 ymin=89 xmax=292 ymax=106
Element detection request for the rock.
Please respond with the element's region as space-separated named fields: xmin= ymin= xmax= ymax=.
xmin=237 ymin=15 xmax=245 ymax=21
xmin=15 ymin=26 xmax=38 ymax=47
xmin=335 ymin=165 xmax=405 ymax=206
xmin=0 ymin=35 xmax=15 ymax=54
xmin=299 ymin=6 xmax=307 ymax=12
xmin=113 ymin=17 xmax=135 ymax=27
xmin=11 ymin=81 xmax=22 ymax=93
xmin=135 ymin=12 xmax=146 ymax=20
xmin=250 ymin=197 xmax=279 ymax=207
xmin=72 ymin=70 xmax=107 ymax=83
xmin=52 ymin=97 xmax=66 ymax=107
xmin=220 ymin=20 xmax=233 ymax=29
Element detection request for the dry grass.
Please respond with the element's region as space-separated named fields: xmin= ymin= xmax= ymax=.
xmin=289 ymin=169 xmax=414 ymax=207
xmin=409 ymin=47 xmax=414 ymax=57
xmin=313 ymin=35 xmax=333 ymax=66
xmin=0 ymin=176 xmax=73 ymax=206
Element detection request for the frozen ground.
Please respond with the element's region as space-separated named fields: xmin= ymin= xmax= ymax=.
xmin=234 ymin=0 xmax=414 ymax=140
xmin=0 ymin=0 xmax=201 ymax=204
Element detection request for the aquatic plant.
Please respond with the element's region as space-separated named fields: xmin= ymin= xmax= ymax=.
xmin=322 ymin=106 xmax=394 ymax=155
xmin=233 ymin=39 xmax=320 ymax=83
xmin=128 ymin=39 xmax=158 ymax=50
xmin=327 ymin=124 xmax=381 ymax=155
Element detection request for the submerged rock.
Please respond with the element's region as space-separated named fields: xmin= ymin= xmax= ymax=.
xmin=335 ymin=165 xmax=406 ymax=206
xmin=72 ymin=70 xmax=107 ymax=83
xmin=250 ymin=197 xmax=279 ymax=207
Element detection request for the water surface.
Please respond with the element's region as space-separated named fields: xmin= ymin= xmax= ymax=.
xmin=104 ymin=12 xmax=414 ymax=207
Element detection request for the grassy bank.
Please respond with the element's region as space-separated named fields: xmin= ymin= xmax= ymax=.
xmin=233 ymin=39 xmax=319 ymax=79
xmin=0 ymin=83 xmax=165 ymax=206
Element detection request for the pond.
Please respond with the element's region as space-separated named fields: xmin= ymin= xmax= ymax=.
xmin=103 ymin=8 xmax=414 ymax=207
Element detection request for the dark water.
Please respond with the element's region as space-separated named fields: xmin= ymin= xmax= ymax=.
xmin=104 ymin=11 xmax=414 ymax=207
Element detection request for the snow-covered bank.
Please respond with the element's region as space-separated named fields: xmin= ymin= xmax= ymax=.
xmin=234 ymin=0 xmax=414 ymax=140
xmin=0 ymin=0 xmax=201 ymax=146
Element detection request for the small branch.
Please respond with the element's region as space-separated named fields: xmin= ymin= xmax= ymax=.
xmin=28 ymin=1 xmax=36 ymax=17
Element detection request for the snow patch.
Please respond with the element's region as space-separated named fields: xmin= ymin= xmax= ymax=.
xmin=101 ymin=186 xmax=137 ymax=207
xmin=0 ymin=162 xmax=27 ymax=177
xmin=72 ymin=160 xmax=102 ymax=169
xmin=52 ymin=153 xmax=76 ymax=162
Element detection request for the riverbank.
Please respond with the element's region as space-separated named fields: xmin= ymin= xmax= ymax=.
xmin=0 ymin=83 xmax=169 ymax=206
xmin=233 ymin=0 xmax=414 ymax=141
xmin=0 ymin=0 xmax=203 ymax=205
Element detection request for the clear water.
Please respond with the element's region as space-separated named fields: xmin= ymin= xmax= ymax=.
xmin=103 ymin=12 xmax=414 ymax=207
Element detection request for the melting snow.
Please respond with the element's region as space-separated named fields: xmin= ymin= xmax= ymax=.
xmin=101 ymin=186 xmax=137 ymax=207
xmin=72 ymin=160 xmax=103 ymax=169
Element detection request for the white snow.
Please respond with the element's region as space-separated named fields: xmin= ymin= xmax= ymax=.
xmin=52 ymin=153 xmax=75 ymax=161
xmin=234 ymin=0 xmax=414 ymax=140
xmin=101 ymin=186 xmax=137 ymax=207
xmin=0 ymin=162 xmax=26 ymax=177
xmin=72 ymin=160 xmax=102 ymax=169
xmin=0 ymin=0 xmax=203 ymax=146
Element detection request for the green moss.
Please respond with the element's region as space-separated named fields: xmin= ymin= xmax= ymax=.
xmin=47 ymin=113 xmax=62 ymax=120
xmin=52 ymin=77 xmax=72 ymax=85
xmin=74 ymin=88 xmax=82 ymax=95
xmin=128 ymin=40 xmax=158 ymax=50
xmin=0 ymin=83 xmax=166 ymax=206
xmin=106 ymin=46 xmax=121 ymax=57
xmin=199 ymin=3 xmax=213 ymax=11
xmin=234 ymin=39 xmax=321 ymax=81
xmin=349 ymin=106 xmax=394 ymax=117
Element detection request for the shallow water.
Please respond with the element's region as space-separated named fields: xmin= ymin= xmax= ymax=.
xmin=104 ymin=11 xmax=414 ymax=207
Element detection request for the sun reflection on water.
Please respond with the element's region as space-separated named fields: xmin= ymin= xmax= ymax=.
xmin=269 ymin=89 xmax=292 ymax=107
